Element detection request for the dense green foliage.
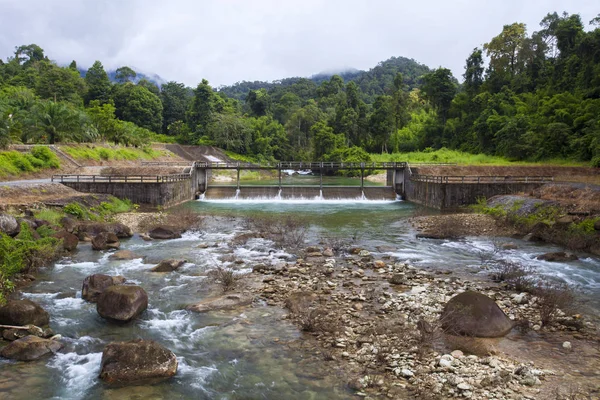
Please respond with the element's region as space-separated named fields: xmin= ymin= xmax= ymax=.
xmin=0 ymin=145 xmax=61 ymax=177
xmin=0 ymin=10 xmax=598 ymax=164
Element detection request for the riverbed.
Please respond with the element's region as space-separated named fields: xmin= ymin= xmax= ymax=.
xmin=1 ymin=198 xmax=599 ymax=399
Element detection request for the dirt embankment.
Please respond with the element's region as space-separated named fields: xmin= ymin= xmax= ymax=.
xmin=414 ymin=165 xmax=600 ymax=185
xmin=0 ymin=183 xmax=113 ymax=210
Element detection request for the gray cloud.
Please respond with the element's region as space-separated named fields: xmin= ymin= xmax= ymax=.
xmin=0 ymin=0 xmax=597 ymax=87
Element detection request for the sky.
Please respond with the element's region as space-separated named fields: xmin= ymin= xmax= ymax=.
xmin=0 ymin=0 xmax=597 ymax=87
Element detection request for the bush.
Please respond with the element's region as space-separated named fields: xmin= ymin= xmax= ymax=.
xmin=64 ymin=202 xmax=87 ymax=219
xmin=30 ymin=146 xmax=60 ymax=168
xmin=208 ymin=267 xmax=240 ymax=292
xmin=534 ymin=280 xmax=575 ymax=326
xmin=244 ymin=215 xmax=307 ymax=250
xmin=490 ymin=261 xmax=535 ymax=292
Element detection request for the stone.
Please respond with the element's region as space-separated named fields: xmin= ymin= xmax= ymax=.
xmin=99 ymin=339 xmax=177 ymax=385
xmin=109 ymin=250 xmax=141 ymax=260
xmin=537 ymin=251 xmax=578 ymax=262
xmin=450 ymin=350 xmax=464 ymax=358
xmin=0 ymin=213 xmax=20 ymax=237
xmin=305 ymin=246 xmax=321 ymax=253
xmin=501 ymin=243 xmax=518 ymax=250
xmin=322 ymin=248 xmax=334 ymax=257
xmin=140 ymin=233 xmax=152 ymax=241
xmin=400 ymin=369 xmax=414 ymax=378
xmin=76 ymin=222 xmax=133 ymax=239
xmin=0 ymin=299 xmax=49 ymax=327
xmin=0 ymin=335 xmax=63 ymax=361
xmin=151 ymin=259 xmax=187 ymax=272
xmin=97 ymin=285 xmax=148 ymax=322
xmin=91 ymin=232 xmax=120 ymax=251
xmin=53 ymin=230 xmax=79 ymax=252
xmin=147 ymin=226 xmax=181 ymax=240
xmin=562 ymin=341 xmax=572 ymax=350
xmin=440 ymin=291 xmax=513 ymax=338
xmin=374 ymin=260 xmax=386 ymax=268
xmin=59 ymin=216 xmax=77 ymax=233
xmin=389 ymin=274 xmax=406 ymax=285
xmin=82 ymin=274 xmax=126 ymax=303
xmin=439 ymin=357 xmax=453 ymax=368
xmin=358 ymin=250 xmax=371 ymax=257
xmin=555 ymin=215 xmax=574 ymax=227
xmin=595 ymin=220 xmax=600 ymax=231
xmin=457 ymin=383 xmax=472 ymax=391
xmin=186 ymin=293 xmax=253 ymax=313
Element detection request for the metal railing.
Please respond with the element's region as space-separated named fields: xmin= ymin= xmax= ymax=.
xmin=410 ymin=175 xmax=554 ymax=184
xmin=195 ymin=161 xmax=407 ymax=169
xmin=141 ymin=161 xmax=195 ymax=166
xmin=51 ymin=174 xmax=191 ymax=183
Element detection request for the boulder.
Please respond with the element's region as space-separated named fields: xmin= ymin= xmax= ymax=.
xmin=53 ymin=230 xmax=79 ymax=252
xmin=60 ymin=216 xmax=78 ymax=233
xmin=91 ymin=232 xmax=121 ymax=251
xmin=0 ymin=335 xmax=63 ymax=361
xmin=76 ymin=222 xmax=133 ymax=240
xmin=0 ymin=213 xmax=20 ymax=237
xmin=97 ymin=285 xmax=148 ymax=322
xmin=555 ymin=216 xmax=574 ymax=228
xmin=82 ymin=274 xmax=126 ymax=303
xmin=0 ymin=299 xmax=49 ymax=327
xmin=186 ymin=293 xmax=253 ymax=313
xmin=151 ymin=259 xmax=186 ymax=272
xmin=537 ymin=251 xmax=578 ymax=262
xmin=109 ymin=250 xmax=141 ymax=260
xmin=440 ymin=291 xmax=513 ymax=338
xmin=501 ymin=243 xmax=518 ymax=250
xmin=147 ymin=226 xmax=181 ymax=240
xmin=2 ymin=324 xmax=45 ymax=341
xmin=99 ymin=339 xmax=177 ymax=385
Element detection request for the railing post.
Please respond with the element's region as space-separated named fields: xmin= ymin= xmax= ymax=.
xmin=360 ymin=163 xmax=364 ymax=191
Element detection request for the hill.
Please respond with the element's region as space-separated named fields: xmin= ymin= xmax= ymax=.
xmin=217 ymin=56 xmax=432 ymax=102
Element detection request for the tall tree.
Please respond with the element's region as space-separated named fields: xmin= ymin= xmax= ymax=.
xmin=112 ymin=83 xmax=163 ymax=132
xmin=115 ymin=66 xmax=137 ymax=83
xmin=160 ymin=81 xmax=191 ymax=134
xmin=84 ymin=61 xmax=112 ymax=105
xmin=421 ymin=68 xmax=456 ymax=123
xmin=463 ymin=48 xmax=485 ymax=96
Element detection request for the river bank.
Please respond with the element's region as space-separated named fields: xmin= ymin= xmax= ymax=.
xmin=1 ymin=197 xmax=599 ymax=399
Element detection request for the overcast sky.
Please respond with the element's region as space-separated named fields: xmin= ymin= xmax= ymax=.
xmin=0 ymin=0 xmax=597 ymax=87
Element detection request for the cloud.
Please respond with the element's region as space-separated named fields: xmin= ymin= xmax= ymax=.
xmin=0 ymin=0 xmax=597 ymax=87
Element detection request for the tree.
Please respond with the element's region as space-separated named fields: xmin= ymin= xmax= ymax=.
xmin=160 ymin=81 xmax=191 ymax=134
xmin=84 ymin=61 xmax=112 ymax=105
xmin=208 ymin=114 xmax=251 ymax=153
xmin=369 ymin=95 xmax=394 ymax=152
xmin=463 ymin=48 xmax=484 ymax=96
xmin=187 ymin=79 xmax=216 ymax=141
xmin=86 ymin=100 xmax=119 ymax=142
xmin=421 ymin=68 xmax=456 ymax=123
xmin=115 ymin=66 xmax=137 ymax=83
xmin=246 ymin=89 xmax=271 ymax=117
xmin=484 ymin=23 xmax=527 ymax=78
xmin=35 ymin=62 xmax=86 ymax=104
xmin=311 ymin=121 xmax=343 ymax=160
xmin=28 ymin=101 xmax=93 ymax=144
xmin=68 ymin=60 xmax=78 ymax=71
xmin=14 ymin=44 xmax=46 ymax=66
xmin=112 ymin=83 xmax=163 ymax=132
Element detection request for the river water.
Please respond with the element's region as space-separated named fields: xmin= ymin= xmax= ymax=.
xmin=1 ymin=198 xmax=599 ymax=399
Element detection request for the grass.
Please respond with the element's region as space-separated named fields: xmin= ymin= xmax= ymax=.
xmin=369 ymin=148 xmax=590 ymax=166
xmin=0 ymin=146 xmax=61 ymax=178
xmin=34 ymin=209 xmax=64 ymax=225
xmin=61 ymin=144 xmax=166 ymax=161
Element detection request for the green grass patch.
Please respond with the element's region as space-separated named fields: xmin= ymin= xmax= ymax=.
xmin=61 ymin=145 xmax=166 ymax=162
xmin=34 ymin=209 xmax=64 ymax=225
xmin=224 ymin=151 xmax=263 ymax=164
xmin=369 ymin=148 xmax=589 ymax=166
xmin=0 ymin=146 xmax=62 ymax=178
xmin=95 ymin=197 xmax=135 ymax=215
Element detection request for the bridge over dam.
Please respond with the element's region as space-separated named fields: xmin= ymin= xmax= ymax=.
xmin=52 ymin=161 xmax=554 ymax=209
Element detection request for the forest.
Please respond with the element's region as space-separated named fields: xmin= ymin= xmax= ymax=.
xmin=0 ymin=11 xmax=599 ymax=166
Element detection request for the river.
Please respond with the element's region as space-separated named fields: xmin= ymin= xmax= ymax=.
xmin=1 ymin=197 xmax=599 ymax=399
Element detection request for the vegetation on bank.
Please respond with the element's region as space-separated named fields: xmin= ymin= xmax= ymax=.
xmin=1 ymin=11 xmax=598 ymax=166
xmin=0 ymin=145 xmax=61 ymax=178
xmin=472 ymin=198 xmax=600 ymax=251
xmin=60 ymin=144 xmax=165 ymax=161
xmin=0 ymin=196 xmax=135 ymax=303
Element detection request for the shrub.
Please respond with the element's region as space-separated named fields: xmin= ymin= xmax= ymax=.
xmin=533 ymin=280 xmax=575 ymax=326
xmin=208 ymin=267 xmax=240 ymax=292
xmin=30 ymin=146 xmax=60 ymax=168
xmin=244 ymin=215 xmax=307 ymax=249
xmin=64 ymin=202 xmax=87 ymax=219
xmin=490 ymin=261 xmax=535 ymax=292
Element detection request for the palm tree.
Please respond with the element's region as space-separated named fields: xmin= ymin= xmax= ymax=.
xmin=28 ymin=101 xmax=95 ymax=144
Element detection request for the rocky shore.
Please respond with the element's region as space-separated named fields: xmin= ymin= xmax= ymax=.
xmin=244 ymin=246 xmax=599 ymax=399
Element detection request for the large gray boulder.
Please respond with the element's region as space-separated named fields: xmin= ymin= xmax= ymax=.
xmin=441 ymin=291 xmax=513 ymax=338
xmin=82 ymin=274 xmax=126 ymax=303
xmin=0 ymin=335 xmax=63 ymax=361
xmin=151 ymin=259 xmax=186 ymax=272
xmin=96 ymin=285 xmax=148 ymax=322
xmin=148 ymin=226 xmax=181 ymax=240
xmin=91 ymin=232 xmax=121 ymax=251
xmin=76 ymin=222 xmax=133 ymax=239
xmin=0 ymin=213 xmax=20 ymax=237
xmin=0 ymin=299 xmax=49 ymax=327
xmin=99 ymin=339 xmax=177 ymax=385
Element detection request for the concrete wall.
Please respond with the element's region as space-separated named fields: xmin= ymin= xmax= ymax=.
xmin=404 ymin=178 xmax=545 ymax=210
xmin=62 ymin=180 xmax=195 ymax=208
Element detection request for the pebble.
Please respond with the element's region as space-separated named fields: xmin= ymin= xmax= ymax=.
xmin=400 ymin=369 xmax=414 ymax=378
xmin=562 ymin=341 xmax=572 ymax=350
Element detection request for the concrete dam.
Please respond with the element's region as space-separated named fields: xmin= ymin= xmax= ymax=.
xmin=53 ymin=161 xmax=553 ymax=209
